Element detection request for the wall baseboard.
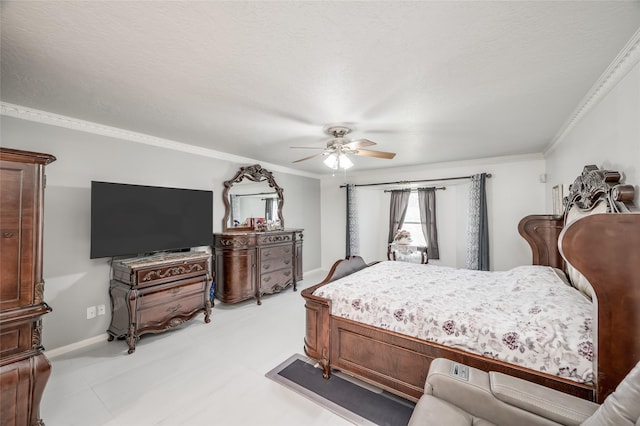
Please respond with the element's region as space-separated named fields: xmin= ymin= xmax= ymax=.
xmin=301 ymin=267 xmax=325 ymax=279
xmin=45 ymin=333 xmax=109 ymax=360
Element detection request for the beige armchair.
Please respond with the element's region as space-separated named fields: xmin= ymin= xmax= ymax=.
xmin=408 ymin=358 xmax=640 ymax=426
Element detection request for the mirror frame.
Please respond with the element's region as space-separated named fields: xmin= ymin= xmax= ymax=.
xmin=222 ymin=164 xmax=284 ymax=232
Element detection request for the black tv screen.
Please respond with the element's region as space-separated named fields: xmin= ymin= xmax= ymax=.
xmin=90 ymin=181 xmax=213 ymax=259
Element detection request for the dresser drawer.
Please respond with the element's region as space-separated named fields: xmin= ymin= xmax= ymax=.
xmin=134 ymin=260 xmax=208 ymax=288
xmin=260 ymin=268 xmax=293 ymax=294
xmin=260 ymin=244 xmax=292 ymax=261
xmin=257 ymin=233 xmax=293 ymax=245
xmin=138 ymin=292 xmax=205 ymax=327
xmin=138 ymin=278 xmax=206 ymax=309
xmin=0 ymin=322 xmax=33 ymax=359
xmin=260 ymin=256 xmax=292 ymax=273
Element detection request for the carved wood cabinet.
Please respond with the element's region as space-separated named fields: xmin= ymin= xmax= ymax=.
xmin=0 ymin=148 xmax=55 ymax=426
xmin=107 ymin=251 xmax=212 ymax=354
xmin=213 ymin=229 xmax=303 ymax=305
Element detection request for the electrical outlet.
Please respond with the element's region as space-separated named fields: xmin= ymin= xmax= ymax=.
xmin=98 ymin=304 xmax=106 ymax=316
xmin=87 ymin=306 xmax=97 ymax=319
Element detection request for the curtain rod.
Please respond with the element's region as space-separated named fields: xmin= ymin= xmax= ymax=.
xmin=384 ymin=186 xmax=446 ymax=193
xmin=339 ymin=173 xmax=492 ymax=188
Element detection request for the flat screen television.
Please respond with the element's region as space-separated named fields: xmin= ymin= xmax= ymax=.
xmin=90 ymin=181 xmax=213 ymax=259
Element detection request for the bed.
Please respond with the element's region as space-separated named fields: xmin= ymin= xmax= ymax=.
xmin=302 ymin=165 xmax=640 ymax=404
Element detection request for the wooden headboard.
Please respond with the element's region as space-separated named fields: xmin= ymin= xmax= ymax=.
xmin=519 ymin=165 xmax=639 ymax=402
xmin=518 ymin=165 xmax=637 ymax=269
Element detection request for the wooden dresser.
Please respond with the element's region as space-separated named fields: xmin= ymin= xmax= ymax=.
xmin=213 ymin=229 xmax=303 ymax=305
xmin=107 ymin=251 xmax=212 ymax=354
xmin=0 ymin=148 xmax=55 ymax=426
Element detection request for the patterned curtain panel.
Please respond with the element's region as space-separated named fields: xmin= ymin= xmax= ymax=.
xmin=346 ymin=184 xmax=359 ymax=257
xmin=387 ymin=190 xmax=411 ymax=244
xmin=418 ymin=187 xmax=440 ymax=259
xmin=466 ymin=173 xmax=490 ymax=270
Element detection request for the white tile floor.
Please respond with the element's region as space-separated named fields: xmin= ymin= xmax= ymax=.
xmin=41 ymin=270 xmax=353 ymax=426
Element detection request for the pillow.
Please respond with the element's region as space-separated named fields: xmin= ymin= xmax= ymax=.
xmin=560 ymin=201 xmax=609 ymax=300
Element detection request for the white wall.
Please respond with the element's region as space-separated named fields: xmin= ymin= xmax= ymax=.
xmin=1 ymin=116 xmax=321 ymax=350
xmin=320 ymin=156 xmax=547 ymax=271
xmin=545 ymin=58 xmax=640 ymax=205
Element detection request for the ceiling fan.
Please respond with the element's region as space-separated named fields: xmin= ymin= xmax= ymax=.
xmin=291 ymin=125 xmax=396 ymax=169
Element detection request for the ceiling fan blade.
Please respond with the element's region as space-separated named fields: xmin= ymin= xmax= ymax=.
xmin=343 ymin=139 xmax=377 ymax=150
xmin=289 ymin=146 xmax=325 ymax=149
xmin=292 ymin=153 xmax=325 ymax=163
xmin=354 ymin=149 xmax=396 ymax=159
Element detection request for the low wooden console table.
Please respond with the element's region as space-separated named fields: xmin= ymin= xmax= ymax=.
xmin=107 ymin=251 xmax=212 ymax=354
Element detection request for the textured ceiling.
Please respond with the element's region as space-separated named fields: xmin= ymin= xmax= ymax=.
xmin=2 ymin=1 xmax=640 ymax=175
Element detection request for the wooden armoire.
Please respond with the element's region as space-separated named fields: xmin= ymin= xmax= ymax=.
xmin=0 ymin=148 xmax=55 ymax=426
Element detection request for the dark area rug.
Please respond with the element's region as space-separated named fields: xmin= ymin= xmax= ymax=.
xmin=266 ymin=354 xmax=415 ymax=426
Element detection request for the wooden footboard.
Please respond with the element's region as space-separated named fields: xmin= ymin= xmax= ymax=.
xmin=329 ymin=316 xmax=593 ymax=402
xmin=302 ymin=256 xmax=372 ymax=377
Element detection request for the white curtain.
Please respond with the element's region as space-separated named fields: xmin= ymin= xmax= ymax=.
xmin=466 ymin=173 xmax=489 ymax=270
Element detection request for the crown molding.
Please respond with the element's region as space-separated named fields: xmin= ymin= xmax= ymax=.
xmin=0 ymin=102 xmax=321 ymax=179
xmin=545 ymin=27 xmax=640 ymax=156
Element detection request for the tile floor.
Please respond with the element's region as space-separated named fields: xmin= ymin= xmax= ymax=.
xmin=41 ymin=269 xmax=354 ymax=426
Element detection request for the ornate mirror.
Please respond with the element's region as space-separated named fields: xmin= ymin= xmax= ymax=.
xmin=222 ymin=164 xmax=284 ymax=231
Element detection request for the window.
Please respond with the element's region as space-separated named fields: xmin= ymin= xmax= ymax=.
xmin=401 ymin=192 xmax=426 ymax=246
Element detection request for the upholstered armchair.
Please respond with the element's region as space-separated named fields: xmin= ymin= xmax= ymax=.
xmin=408 ymin=358 xmax=640 ymax=425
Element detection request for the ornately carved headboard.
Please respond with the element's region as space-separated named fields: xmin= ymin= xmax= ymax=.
xmin=564 ymin=164 xmax=636 ymax=214
xmin=518 ymin=165 xmax=637 ymax=270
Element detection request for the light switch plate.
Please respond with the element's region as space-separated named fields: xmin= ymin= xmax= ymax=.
xmin=87 ymin=306 xmax=97 ymax=319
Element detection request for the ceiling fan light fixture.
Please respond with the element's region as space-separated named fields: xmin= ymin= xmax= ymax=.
xmin=292 ymin=124 xmax=396 ymax=168
xmin=323 ymin=152 xmax=353 ymax=170
xmin=339 ymin=153 xmax=353 ymax=169
xmin=323 ymin=153 xmax=338 ymax=169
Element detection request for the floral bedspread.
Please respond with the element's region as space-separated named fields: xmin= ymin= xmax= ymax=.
xmin=313 ymin=261 xmax=594 ymax=384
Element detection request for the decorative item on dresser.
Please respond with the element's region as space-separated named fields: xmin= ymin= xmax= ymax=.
xmin=214 ymin=164 xmax=303 ymax=305
xmin=107 ymin=251 xmax=212 ymax=354
xmin=213 ymin=229 xmax=303 ymax=305
xmin=0 ymin=147 xmax=55 ymax=426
